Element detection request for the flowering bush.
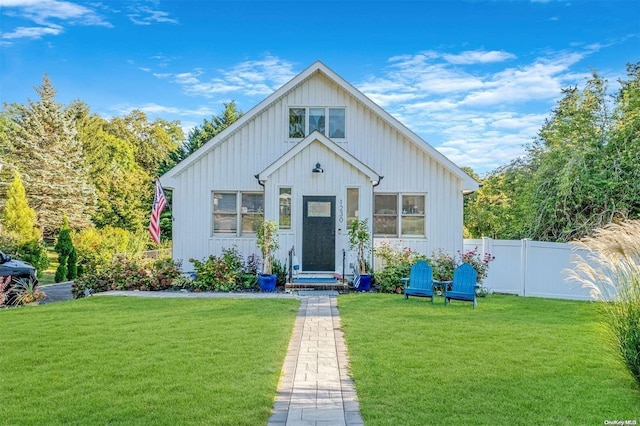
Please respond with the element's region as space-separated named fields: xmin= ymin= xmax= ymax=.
xmin=430 ymin=249 xmax=456 ymax=281
xmin=373 ymin=241 xmax=427 ymax=293
xmin=457 ymin=247 xmax=495 ymax=284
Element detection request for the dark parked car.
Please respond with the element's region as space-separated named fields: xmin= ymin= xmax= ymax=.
xmin=0 ymin=250 xmax=38 ymax=305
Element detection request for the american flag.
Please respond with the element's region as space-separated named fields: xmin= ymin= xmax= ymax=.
xmin=148 ymin=179 xmax=167 ymax=244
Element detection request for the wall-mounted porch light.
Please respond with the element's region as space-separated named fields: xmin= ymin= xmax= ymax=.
xmin=312 ymin=162 xmax=324 ymax=173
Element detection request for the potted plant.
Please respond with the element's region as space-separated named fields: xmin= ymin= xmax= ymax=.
xmin=348 ymin=218 xmax=372 ymax=291
xmin=256 ymin=219 xmax=279 ymax=292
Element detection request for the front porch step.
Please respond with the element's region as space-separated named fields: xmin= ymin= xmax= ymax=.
xmin=286 ymin=279 xmax=349 ymax=292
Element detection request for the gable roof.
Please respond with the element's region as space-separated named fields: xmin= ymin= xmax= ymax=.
xmin=257 ymin=130 xmax=381 ymax=183
xmin=161 ymin=61 xmax=479 ymax=191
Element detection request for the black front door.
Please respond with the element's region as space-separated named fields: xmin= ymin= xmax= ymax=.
xmin=302 ymin=196 xmax=335 ymax=272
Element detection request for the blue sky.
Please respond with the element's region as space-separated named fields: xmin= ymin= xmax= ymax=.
xmin=1 ymin=0 xmax=638 ymax=174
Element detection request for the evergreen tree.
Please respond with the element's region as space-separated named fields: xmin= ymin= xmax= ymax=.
xmin=54 ymin=216 xmax=74 ymax=283
xmin=67 ymin=246 xmax=78 ymax=280
xmin=4 ymin=75 xmax=95 ymax=238
xmin=1 ymin=171 xmax=40 ymax=243
xmin=160 ymin=101 xmax=243 ymax=173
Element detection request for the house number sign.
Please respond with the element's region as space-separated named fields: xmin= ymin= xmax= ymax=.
xmin=308 ymin=202 xmax=331 ymax=217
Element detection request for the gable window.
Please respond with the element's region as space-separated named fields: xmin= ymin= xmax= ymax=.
xmin=288 ymin=107 xmax=345 ymax=139
xmin=213 ymin=191 xmax=263 ymax=236
xmin=329 ymin=108 xmax=345 ymax=138
xmin=374 ymin=193 xmax=426 ymax=237
xmin=309 ymin=108 xmax=325 ymax=134
xmin=289 ymin=108 xmax=305 ymax=138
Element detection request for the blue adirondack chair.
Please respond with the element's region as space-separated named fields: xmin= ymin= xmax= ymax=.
xmin=402 ymin=260 xmax=434 ymax=303
xmin=444 ymin=263 xmax=479 ymax=308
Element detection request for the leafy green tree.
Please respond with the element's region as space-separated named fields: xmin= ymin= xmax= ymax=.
xmin=3 ymin=75 xmax=95 ymax=238
xmin=465 ymin=63 xmax=640 ymax=242
xmin=527 ymin=72 xmax=621 ymax=241
xmin=106 ymin=110 xmax=182 ymax=175
xmin=71 ymin=103 xmax=151 ymax=232
xmin=1 ymin=171 xmax=40 ymax=243
xmin=464 ymin=161 xmax=532 ymax=239
xmin=607 ymin=63 xmax=640 ymax=220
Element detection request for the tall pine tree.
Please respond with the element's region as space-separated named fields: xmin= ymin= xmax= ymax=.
xmin=4 ymin=75 xmax=95 ymax=238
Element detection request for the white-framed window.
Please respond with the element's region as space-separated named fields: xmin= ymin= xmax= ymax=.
xmin=346 ymin=188 xmax=359 ymax=228
xmin=279 ymin=187 xmax=292 ymax=230
xmin=288 ymin=107 xmax=346 ymax=139
xmin=212 ymin=191 xmax=263 ymax=236
xmin=374 ymin=193 xmax=426 ymax=237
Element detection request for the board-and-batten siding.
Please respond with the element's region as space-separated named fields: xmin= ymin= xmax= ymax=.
xmin=170 ymin=70 xmax=465 ymax=270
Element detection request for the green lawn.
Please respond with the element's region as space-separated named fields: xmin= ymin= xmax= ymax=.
xmin=338 ymin=294 xmax=640 ymax=425
xmin=0 ymin=297 xmax=299 ymax=425
xmin=38 ymin=244 xmax=58 ymax=284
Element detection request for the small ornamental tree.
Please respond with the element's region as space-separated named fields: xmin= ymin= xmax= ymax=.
xmin=256 ymin=219 xmax=279 ymax=275
xmin=348 ymin=218 xmax=371 ymax=274
xmin=1 ymin=171 xmax=40 ymax=243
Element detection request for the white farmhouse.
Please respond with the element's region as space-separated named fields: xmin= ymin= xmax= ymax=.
xmin=160 ymin=61 xmax=479 ymax=276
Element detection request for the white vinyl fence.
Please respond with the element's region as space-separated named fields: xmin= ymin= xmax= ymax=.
xmin=463 ymin=238 xmax=593 ymax=301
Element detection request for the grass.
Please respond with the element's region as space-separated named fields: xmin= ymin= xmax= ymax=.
xmin=38 ymin=244 xmax=58 ymax=285
xmin=338 ymin=294 xmax=640 ymax=425
xmin=0 ymin=296 xmax=299 ymax=425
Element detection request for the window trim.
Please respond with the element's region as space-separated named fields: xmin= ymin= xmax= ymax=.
xmin=212 ymin=191 xmax=264 ymax=237
xmin=374 ymin=192 xmax=427 ymax=238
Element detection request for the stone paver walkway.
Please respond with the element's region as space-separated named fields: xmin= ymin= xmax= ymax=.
xmin=269 ymin=295 xmax=363 ymax=426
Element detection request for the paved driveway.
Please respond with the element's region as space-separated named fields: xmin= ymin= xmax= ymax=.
xmin=40 ymin=282 xmax=73 ymax=304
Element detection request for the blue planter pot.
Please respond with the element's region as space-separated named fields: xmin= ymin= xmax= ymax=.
xmin=355 ymin=274 xmax=371 ymax=292
xmin=258 ymin=274 xmax=277 ymax=292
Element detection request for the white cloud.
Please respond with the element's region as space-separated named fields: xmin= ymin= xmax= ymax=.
xmin=443 ymin=50 xmax=517 ymax=65
xmin=111 ymin=102 xmax=216 ymax=118
xmin=154 ymin=56 xmax=298 ymax=98
xmin=1 ymin=24 xmax=62 ymax=39
xmin=127 ymin=5 xmax=178 ymax=26
xmin=352 ymin=46 xmax=605 ymax=172
xmin=0 ymin=0 xmax=111 ymax=41
xmin=0 ymin=0 xmax=111 ymax=27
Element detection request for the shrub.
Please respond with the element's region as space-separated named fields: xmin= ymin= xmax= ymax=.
xmin=55 ymin=217 xmax=75 ymax=283
xmin=12 ymin=277 xmax=46 ymax=305
xmin=373 ymin=241 xmax=427 ymax=293
xmin=13 ymin=240 xmax=50 ymax=277
xmin=72 ymin=255 xmax=181 ymax=298
xmin=72 ymin=227 xmax=148 ymax=275
xmin=272 ymin=258 xmax=287 ymax=287
xmin=190 ymin=247 xmax=256 ymax=292
xmin=457 ymin=247 xmax=495 ymax=284
xmin=431 ymin=248 xmax=456 ymax=281
xmin=568 ymin=220 xmax=640 ymax=387
xmin=1 ymin=275 xmax=11 ymax=307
